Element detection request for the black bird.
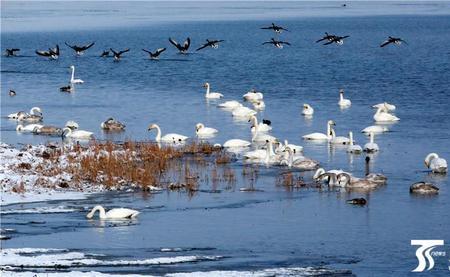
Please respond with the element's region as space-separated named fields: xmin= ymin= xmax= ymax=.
xmin=262 ymin=119 xmax=271 ymax=126
xmin=60 ymin=84 xmax=73 ymax=92
xmin=169 ymin=37 xmax=191 ymax=54
xmin=36 ymin=44 xmax=60 ymax=59
xmin=262 ymin=38 xmax=291 ymax=49
xmin=9 ymin=89 xmax=16 ymax=96
xmin=346 ymin=198 xmax=367 ymax=205
xmin=100 ymin=50 xmax=110 ymax=57
xmin=110 ymin=48 xmax=130 ymax=61
xmin=261 ymin=23 xmax=289 ymax=34
xmin=142 ymin=48 xmax=166 ymax=59
xmin=196 ymin=39 xmax=225 ymax=51
xmin=380 ymin=36 xmax=407 ymax=48
xmin=323 ymin=35 xmax=350 ymax=45
xmin=65 ymin=42 xmax=95 ymax=55
xmin=5 ymin=48 xmax=20 ymax=56
xmin=315 ymin=32 xmax=337 ymax=43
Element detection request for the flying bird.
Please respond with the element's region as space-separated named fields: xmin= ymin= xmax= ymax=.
xmin=323 ymin=35 xmax=350 ymax=45
xmin=380 ymin=36 xmax=407 ymax=48
xmin=263 ymin=38 xmax=291 ymax=49
xmin=169 ymin=37 xmax=191 ymax=54
xmin=261 ymin=23 xmax=289 ymax=34
xmin=100 ymin=50 xmax=110 ymax=57
xmin=196 ymin=39 xmax=225 ymax=51
xmin=5 ymin=48 xmax=20 ymax=56
xmin=36 ymin=45 xmax=60 ymax=59
xmin=142 ymin=48 xmax=166 ymax=59
xmin=315 ymin=32 xmax=337 ymax=43
xmin=110 ymin=48 xmax=130 ymax=61
xmin=65 ymin=42 xmax=95 ymax=55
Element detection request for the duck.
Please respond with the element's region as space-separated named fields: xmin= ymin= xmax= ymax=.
xmin=36 ymin=44 xmax=59 ymax=59
xmin=203 ymin=82 xmax=223 ymax=99
xmin=249 ymin=115 xmax=272 ymax=133
xmin=33 ymin=125 xmax=63 ymax=136
xmin=262 ymin=38 xmax=291 ymax=49
xmin=361 ymin=125 xmax=389 ymax=134
xmin=380 ymin=37 xmax=407 ymax=48
xmin=86 ymin=205 xmax=139 ymax=220
xmin=424 ymin=153 xmax=447 ymax=173
xmin=110 ymin=48 xmax=130 ymax=61
xmin=69 ymin=65 xmax=84 ymax=84
xmin=409 ymin=182 xmax=439 ymax=195
xmin=148 ymin=123 xmax=188 ymax=143
xmin=196 ymin=39 xmax=225 ymax=51
xmin=283 ymin=146 xmax=319 ymax=170
xmin=16 ymin=124 xmax=43 ymax=133
xmin=169 ymin=37 xmax=191 ymax=54
xmin=330 ymin=128 xmax=350 ymax=145
xmin=62 ymin=127 xmax=94 ymax=140
xmin=316 ymin=32 xmax=337 ymax=43
xmin=373 ymin=106 xmax=400 ymax=122
xmin=8 ymin=107 xmax=42 ymax=120
xmin=65 ymin=41 xmax=95 ymax=55
xmin=301 ymin=104 xmax=314 ymax=116
xmin=261 ymin=23 xmax=289 ymax=34
xmin=252 ymin=100 xmax=265 ymax=110
xmin=243 ymin=89 xmax=264 ymax=101
xmin=5 ymin=48 xmax=20 ymax=57
xmin=223 ymin=139 xmax=251 ymax=148
xmin=218 ymin=100 xmax=242 ymax=109
xmin=60 ymin=84 xmax=74 ymax=92
xmin=101 ymin=118 xmax=126 ymax=131
xmin=363 ymin=132 xmax=379 ymax=152
xmin=196 ymin=123 xmax=218 ymax=137
xmin=303 ymin=120 xmax=335 ymax=141
xmin=346 ymin=198 xmax=367 ymax=205
xmin=347 ymin=132 xmax=362 ymax=153
xmin=142 ymin=47 xmax=166 ymax=59
xmin=372 ymin=102 xmax=396 ymax=112
xmin=323 ymin=35 xmax=349 ymax=45
xmin=9 ymin=90 xmax=16 ymax=96
xmin=338 ymin=89 xmax=351 ymax=108
xmin=232 ymin=106 xmax=257 ymax=118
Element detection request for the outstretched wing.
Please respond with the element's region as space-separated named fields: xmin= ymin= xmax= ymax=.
xmin=169 ymin=38 xmax=182 ymax=51
xmin=65 ymin=42 xmax=77 ymax=50
xmin=155 ymin=48 xmax=166 ymax=55
xmin=399 ymin=39 xmax=408 ymax=45
xmin=261 ymin=26 xmax=273 ymax=30
xmin=183 ymin=37 xmax=191 ymax=50
xmin=11 ymin=48 xmax=20 ymax=52
xmin=282 ymin=41 xmax=291 ymax=46
xmin=142 ymin=48 xmax=152 ymax=54
xmin=110 ymin=48 xmax=119 ymax=55
xmin=323 ymin=40 xmax=334 ymax=45
xmin=118 ymin=48 xmax=130 ymax=55
xmin=341 ymin=35 xmax=350 ymax=39
xmin=83 ymin=42 xmax=95 ymax=50
xmin=380 ymin=40 xmax=392 ymax=48
xmin=315 ymin=37 xmax=327 ymax=43
xmin=280 ymin=27 xmax=289 ymax=32
xmin=196 ymin=43 xmax=209 ymax=51
xmin=36 ymin=50 xmax=50 ymax=57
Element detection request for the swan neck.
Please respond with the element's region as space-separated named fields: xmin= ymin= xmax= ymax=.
xmin=349 ymin=132 xmax=354 ymax=145
xmin=205 ymin=85 xmax=210 ymax=96
xmin=370 ymin=133 xmax=374 ymax=143
xmin=71 ymin=67 xmax=75 ymax=81
xmin=154 ymin=125 xmax=162 ymax=141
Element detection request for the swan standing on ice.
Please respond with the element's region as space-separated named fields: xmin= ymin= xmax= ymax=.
xmin=148 ymin=123 xmax=188 ymax=143
xmin=424 ymin=153 xmax=447 ymax=173
xmin=303 ymin=120 xmax=335 ymax=141
xmin=373 ymin=106 xmax=399 ymax=122
xmin=86 ymin=205 xmax=139 ymax=219
xmin=338 ymin=89 xmax=351 ymax=108
xmin=196 ymin=123 xmax=218 ymax=137
xmin=410 ymin=182 xmax=439 ymax=194
xmin=302 ymin=104 xmax=314 ymax=116
xmin=8 ymin=107 xmax=42 ymax=120
xmin=373 ymin=102 xmax=396 ymax=112
xmin=69 ymin=65 xmax=84 ymax=84
xmin=62 ymin=127 xmax=94 ymax=140
xmin=243 ymin=89 xmax=263 ymax=101
xmin=218 ymin=100 xmax=242 ymax=109
xmin=203 ymin=82 xmax=223 ymax=99
xmin=361 ymin=125 xmax=388 ymax=134
xmin=347 ymin=131 xmax=362 ymax=153
xmin=363 ymin=132 xmax=379 ymax=152
xmin=249 ymin=115 xmax=272 ymax=133
xmin=16 ymin=124 xmax=43 ymax=133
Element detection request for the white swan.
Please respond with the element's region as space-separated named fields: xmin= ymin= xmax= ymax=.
xmin=251 ymin=121 xmax=277 ymax=143
xmin=218 ymin=100 xmax=242 ymax=109
xmin=196 ymin=123 xmax=218 ymax=137
xmin=424 ymin=153 xmax=447 ymax=173
xmin=373 ymin=106 xmax=399 ymax=122
xmin=223 ymin=139 xmax=251 ymax=148
xmin=65 ymin=120 xmax=79 ymax=130
xmin=301 ymin=104 xmax=314 ymax=116
xmin=252 ymin=100 xmax=265 ymax=110
xmin=338 ymin=89 xmax=351 ymax=108
xmin=314 ymin=168 xmax=348 ymax=186
xmin=243 ymin=89 xmax=263 ymax=101
xmin=62 ymin=127 xmax=94 ymax=139
xmin=347 ymin=131 xmax=362 ymax=153
xmin=303 ymin=120 xmax=335 ymax=141
xmin=283 ymin=140 xmax=303 ymax=154
xmin=203 ymin=82 xmax=223 ymax=99
xmin=148 ymin=124 xmax=188 ymax=143
xmin=373 ymin=102 xmax=396 ymax=112
xmin=16 ymin=124 xmax=43 ymax=132
xmin=249 ymin=115 xmax=272 ymax=133
xmin=86 ymin=205 xmax=139 ymax=219
xmin=8 ymin=107 xmax=42 ymax=120
xmin=330 ymin=128 xmax=350 ymax=145
xmin=283 ymin=146 xmax=319 ymax=170
xmin=363 ymin=132 xmax=379 ymax=152
xmin=70 ymin=65 xmax=84 ymax=84
xmin=232 ymin=106 xmax=257 ymax=118
xmin=361 ymin=125 xmax=388 ymax=134
xmin=244 ymin=140 xmax=278 ymax=164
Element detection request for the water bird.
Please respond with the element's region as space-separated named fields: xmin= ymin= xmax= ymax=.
xmin=283 ymin=146 xmax=319 ymax=170
xmin=142 ymin=47 xmax=166 ymax=59
xmin=8 ymin=107 xmax=42 ymax=120
xmin=62 ymin=127 xmax=94 ymax=139
xmin=302 ymin=104 xmax=314 ymax=116
xmin=361 ymin=125 xmax=388 ymax=134
xmin=110 ymin=48 xmax=130 ymax=61
xmin=86 ymin=205 xmax=139 ymax=220
xmin=373 ymin=106 xmax=399 ymax=122
xmin=316 ymin=32 xmax=337 ymax=43
xmin=330 ymin=128 xmax=350 ymax=145
xmin=223 ymin=139 xmax=251 ymax=148
xmin=283 ymin=140 xmax=303 ymax=154
xmin=303 ymin=120 xmax=335 ymax=141
xmin=263 ymin=38 xmax=291 ymax=49
xmin=252 ymin=100 xmax=265 ymax=110
xmin=169 ymin=37 xmax=191 ymax=54
xmin=69 ymin=65 xmax=84 ymax=84
xmin=410 ymin=182 xmax=439 ymax=195
xmin=100 ymin=50 xmax=110 ymax=57
xmin=261 ymin=23 xmax=289 ymax=33
xmin=196 ymin=39 xmax=224 ymax=51
xmin=9 ymin=90 xmax=16 ymax=96
xmin=65 ymin=120 xmax=79 ymax=130
xmin=243 ymin=89 xmax=263 ymax=101
xmin=195 ymin=123 xmax=218 ymax=137
xmin=372 ymin=102 xmax=396 ymax=111
xmin=347 ymin=198 xmax=367 ymax=205
xmin=338 ymin=89 xmax=351 ymax=108
xmin=5 ymin=48 xmax=20 ymax=56
xmin=424 ymin=153 xmax=447 ymax=173
xmin=380 ymin=37 xmax=407 ymax=48
xmin=16 ymin=124 xmax=43 ymax=133
xmin=60 ymin=84 xmax=74 ymax=92
xmin=249 ymin=115 xmax=272 ymax=133
xmin=337 ymin=172 xmax=383 ymax=189
xmin=347 ymin=131 xmax=362 ymax=153
xmin=364 ymin=156 xmax=388 ymax=184
xmin=65 ymin=41 xmax=95 ymax=55
xmin=101 ymin=118 xmax=126 ymax=131
xmin=148 ymin=123 xmax=188 ymax=143
xmin=314 ymin=168 xmax=348 ymax=186
xmin=232 ymin=106 xmax=257 ymax=118
xmin=33 ymin=125 xmax=63 ymax=136
xmin=363 ymin=132 xmax=379 ymax=152
xmin=323 ymin=35 xmax=349 ymax=45
xmin=218 ymin=100 xmax=242 ymax=109
xmin=203 ymin=82 xmax=224 ymax=99
xmin=36 ymin=44 xmax=60 ymax=59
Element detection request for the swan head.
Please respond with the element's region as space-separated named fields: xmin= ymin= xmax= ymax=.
xmin=339 ymin=89 xmax=344 ymax=94
xmin=65 ymin=120 xmax=79 ymax=130
xmin=303 ymin=104 xmax=311 ymax=109
xmin=424 ymin=153 xmax=439 ymax=167
xmin=147 ymin=123 xmax=159 ymax=131
xmin=203 ymin=82 xmax=210 ymax=88
xmin=337 ymin=172 xmax=351 ymax=186
xmin=31 ymin=107 xmax=42 ymax=115
xmin=313 ymin=168 xmax=326 ymax=179
xmin=327 ymin=120 xmax=336 ymax=126
xmin=195 ymin=123 xmax=204 ymax=132
xmin=62 ymin=127 xmax=72 ymax=138
xmin=70 ymin=65 xmax=75 ymax=69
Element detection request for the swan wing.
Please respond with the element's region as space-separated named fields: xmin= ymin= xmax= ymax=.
xmin=302 ymin=133 xmax=328 ymax=140
xmin=106 ymin=208 xmax=139 ymax=219
xmin=224 ymin=139 xmax=251 ymax=148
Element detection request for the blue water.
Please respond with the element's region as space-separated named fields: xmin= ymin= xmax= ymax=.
xmin=1 ymin=1 xmax=450 ymax=276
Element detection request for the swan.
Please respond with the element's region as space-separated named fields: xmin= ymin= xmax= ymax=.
xmin=196 ymin=123 xmax=218 ymax=137
xmin=86 ymin=205 xmax=139 ymax=219
xmin=62 ymin=127 xmax=94 ymax=140
xmin=243 ymin=89 xmax=263 ymax=101
xmin=244 ymin=139 xmax=278 ymax=164
xmin=424 ymin=153 xmax=447 ymax=173
xmin=65 ymin=120 xmax=79 ymax=130
xmin=337 ymin=172 xmax=382 ymax=189
xmin=8 ymin=107 xmax=42 ymax=120
xmin=283 ymin=146 xmax=319 ymax=170
xmin=69 ymin=65 xmax=84 ymax=84
xmin=252 ymin=100 xmax=265 ymax=110
xmin=232 ymin=106 xmax=257 ymax=118
xmin=301 ymin=104 xmax=314 ymax=116
xmin=251 ymin=121 xmax=277 ymax=143
xmin=330 ymin=129 xmax=350 ymax=145
xmin=409 ymin=182 xmax=439 ymax=195
xmin=373 ymin=106 xmax=399 ymax=122
xmin=223 ymin=139 xmax=251 ymax=148
xmin=33 ymin=125 xmax=63 ymax=136
xmin=302 ymin=120 xmax=335 ymax=141
xmin=361 ymin=125 xmax=388 ymax=134
xmin=338 ymin=89 xmax=351 ymax=108
xmin=17 ymin=112 xmax=43 ymax=123
xmin=203 ymin=82 xmax=223 ymax=99
xmin=249 ymin=115 xmax=272 ymax=133
xmin=347 ymin=131 xmax=362 ymax=153
xmin=373 ymin=102 xmax=396 ymax=112
xmin=101 ymin=118 xmax=126 ymax=131
xmin=148 ymin=124 xmax=188 ymax=143
xmin=218 ymin=100 xmax=242 ymax=109
xmin=364 ymin=157 xmax=388 ymax=185
xmin=313 ymin=168 xmax=347 ymax=186
xmin=283 ymin=140 xmax=303 ymax=154
xmin=363 ymin=132 xmax=379 ymax=152
xmin=16 ymin=124 xmax=43 ymax=132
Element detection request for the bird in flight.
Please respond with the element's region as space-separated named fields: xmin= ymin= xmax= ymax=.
xmin=261 ymin=23 xmax=289 ymax=34
xmin=110 ymin=48 xmax=130 ymax=61
xmin=316 ymin=32 xmax=337 ymax=43
xmin=5 ymin=48 xmax=20 ymax=57
xmin=380 ymin=36 xmax=407 ymax=47
xmin=323 ymin=35 xmax=350 ymax=45
xmin=263 ymin=38 xmax=291 ymax=49
xmin=169 ymin=37 xmax=191 ymax=54
xmin=65 ymin=42 xmax=95 ymax=55
xmin=196 ymin=39 xmax=225 ymax=51
xmin=36 ymin=45 xmax=60 ymax=59
xmin=100 ymin=50 xmax=110 ymax=57
xmin=142 ymin=48 xmax=166 ymax=59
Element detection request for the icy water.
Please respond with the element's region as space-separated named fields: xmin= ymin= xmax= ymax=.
xmin=1 ymin=1 xmax=450 ymax=276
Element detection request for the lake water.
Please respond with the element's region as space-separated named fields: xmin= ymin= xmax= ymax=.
xmin=1 ymin=1 xmax=450 ymax=276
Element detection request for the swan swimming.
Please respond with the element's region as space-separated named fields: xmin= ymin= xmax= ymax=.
xmin=252 ymin=100 xmax=265 ymax=110
xmin=223 ymin=139 xmax=251 ymax=148
xmin=243 ymin=89 xmax=263 ymax=101
xmin=410 ymin=182 xmax=439 ymax=194
xmin=218 ymin=100 xmax=242 ymax=109
xmin=101 ymin=118 xmax=126 ymax=131
xmin=361 ymin=125 xmax=388 ymax=134
xmin=86 ymin=205 xmax=139 ymax=219
xmin=244 ymin=139 xmax=278 ymax=164
xmin=363 ymin=132 xmax=379 ymax=153
xmin=283 ymin=140 xmax=303 ymax=154
xmin=203 ymin=82 xmax=223 ymax=99
xmin=65 ymin=120 xmax=79 ymax=130
xmin=330 ymin=128 xmax=350 ymax=145
xmin=8 ymin=107 xmax=42 ymax=120
xmin=373 ymin=102 xmax=396 ymax=112
xmin=302 ymin=104 xmax=314 ymax=116
xmin=33 ymin=125 xmax=63 ymax=136
xmin=302 ymin=120 xmax=335 ymax=141
xmin=16 ymin=124 xmax=43 ymax=133
xmin=196 ymin=123 xmax=218 ymax=137
xmin=338 ymin=89 xmax=351 ymax=108
xmin=148 ymin=123 xmax=188 ymax=143
xmin=373 ymin=106 xmax=399 ymax=122
xmin=283 ymin=146 xmax=319 ymax=170
xmin=313 ymin=168 xmax=348 ymax=186
xmin=69 ymin=65 xmax=84 ymax=84
xmin=62 ymin=127 xmax=94 ymax=140
xmin=337 ymin=172 xmax=383 ymax=189
xmin=346 ymin=131 xmax=362 ymax=153
xmin=424 ymin=153 xmax=447 ymax=173
xmin=249 ymin=115 xmax=272 ymax=133
xmin=232 ymin=106 xmax=257 ymax=118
